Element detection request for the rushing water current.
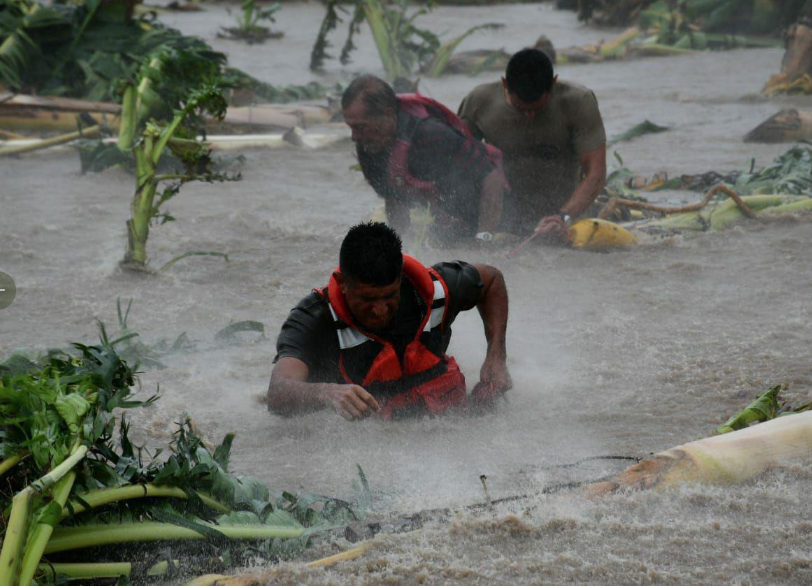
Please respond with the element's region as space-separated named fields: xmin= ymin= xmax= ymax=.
xmin=2 ymin=2 xmax=812 ymax=584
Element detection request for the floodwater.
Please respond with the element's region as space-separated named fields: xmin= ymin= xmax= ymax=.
xmin=2 ymin=2 xmax=812 ymax=584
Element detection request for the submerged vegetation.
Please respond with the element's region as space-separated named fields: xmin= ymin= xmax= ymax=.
xmin=0 ymin=0 xmax=224 ymax=103
xmin=0 ymin=335 xmax=372 ymax=584
xmin=218 ymin=0 xmax=284 ymax=44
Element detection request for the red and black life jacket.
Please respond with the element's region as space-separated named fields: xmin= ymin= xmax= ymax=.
xmin=381 ymin=94 xmax=509 ymax=226
xmin=319 ymin=254 xmax=467 ymax=419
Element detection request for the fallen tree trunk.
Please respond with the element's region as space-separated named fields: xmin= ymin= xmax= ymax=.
xmin=744 ymin=108 xmax=812 ymax=142
xmin=586 ymin=411 xmax=812 ymax=496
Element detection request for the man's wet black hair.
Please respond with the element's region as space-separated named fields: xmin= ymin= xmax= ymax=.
xmin=341 ymin=75 xmax=398 ymax=117
xmin=505 ymin=48 xmax=555 ymax=103
xmin=339 ymin=222 xmax=403 ymax=286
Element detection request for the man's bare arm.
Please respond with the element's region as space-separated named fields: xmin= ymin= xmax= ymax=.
xmin=472 ymin=264 xmax=512 ymax=391
xmin=477 ymin=168 xmax=505 ymax=233
xmin=268 ymin=357 xmax=380 ymax=420
xmin=560 ymin=144 xmax=607 ymax=218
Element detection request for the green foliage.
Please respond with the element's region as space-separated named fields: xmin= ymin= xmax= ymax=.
xmin=717 ymin=384 xmax=812 ymax=434
xmin=121 ymin=78 xmax=241 ymax=270
xmin=1 ymin=335 xmax=372 ymax=582
xmin=224 ymin=68 xmax=341 ymax=104
xmin=733 ymin=145 xmax=812 ymax=195
xmin=0 ymin=0 xmax=225 ymax=106
xmin=717 ymin=385 xmax=781 ymax=434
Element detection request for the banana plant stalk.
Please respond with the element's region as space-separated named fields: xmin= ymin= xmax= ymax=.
xmin=359 ymin=0 xmax=402 ymax=79
xmin=0 ymin=444 xmax=89 ymax=586
xmin=120 ymin=82 xmax=228 ymax=269
xmin=63 ymin=484 xmax=231 ymax=519
xmin=46 ymin=522 xmax=305 ymax=554
xmin=38 ymin=558 xmax=195 ymax=580
xmin=0 ymin=451 xmax=26 ymax=478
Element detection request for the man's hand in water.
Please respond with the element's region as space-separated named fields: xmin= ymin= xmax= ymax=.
xmin=320 ymin=384 xmax=381 ymax=421
xmin=473 ymin=357 xmax=513 ymax=405
xmin=534 ymin=215 xmax=571 ymax=244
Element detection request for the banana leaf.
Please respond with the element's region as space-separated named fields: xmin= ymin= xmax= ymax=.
xmin=734 ymin=145 xmax=812 ymax=195
xmin=424 ymin=23 xmax=503 ymax=78
xmin=717 ymin=385 xmax=781 ymax=434
xmin=608 ymin=120 xmax=669 ymax=146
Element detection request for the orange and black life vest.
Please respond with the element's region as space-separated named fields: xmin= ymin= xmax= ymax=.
xmin=320 ymin=255 xmax=467 ymax=419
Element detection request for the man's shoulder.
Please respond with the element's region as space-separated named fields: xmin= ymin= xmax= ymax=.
xmin=431 ymin=260 xmax=482 ymax=288
xmin=553 ymin=80 xmax=599 ymax=108
xmin=463 ymin=81 xmax=503 ymax=108
xmin=289 ymin=289 xmax=331 ymax=321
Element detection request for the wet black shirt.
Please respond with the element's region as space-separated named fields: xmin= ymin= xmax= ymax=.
xmin=274 ymin=261 xmax=483 ymax=382
xmin=359 ymin=111 xmax=496 ymax=229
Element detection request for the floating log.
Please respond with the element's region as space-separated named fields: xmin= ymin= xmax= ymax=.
xmin=744 ymin=108 xmax=812 ymax=143
xmin=212 ymin=104 xmax=336 ymax=133
xmin=1 ymin=93 xmax=338 ymax=135
xmin=0 ymin=130 xmax=348 ymax=155
xmin=586 ymin=411 xmax=812 ymax=496
xmin=0 ymin=93 xmax=121 ymax=132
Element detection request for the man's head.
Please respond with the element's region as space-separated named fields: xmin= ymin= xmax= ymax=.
xmin=342 ymin=75 xmax=399 ymax=154
xmin=501 ymin=49 xmax=558 ymax=120
xmin=336 ymin=222 xmax=404 ymax=331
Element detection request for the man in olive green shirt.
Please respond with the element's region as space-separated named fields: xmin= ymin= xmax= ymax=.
xmin=458 ymin=48 xmax=606 ymax=241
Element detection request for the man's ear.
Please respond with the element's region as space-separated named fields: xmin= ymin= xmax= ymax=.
xmin=333 ymin=271 xmax=347 ymax=294
xmin=500 ymin=76 xmax=508 ymax=90
xmin=551 ymin=74 xmax=558 ymax=87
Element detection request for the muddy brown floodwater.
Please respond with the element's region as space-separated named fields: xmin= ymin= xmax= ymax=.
xmin=2 ymin=2 xmax=812 ymax=584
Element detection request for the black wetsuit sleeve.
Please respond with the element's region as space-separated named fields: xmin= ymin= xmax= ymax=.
xmin=274 ymin=291 xmax=338 ymax=381
xmin=409 ymin=119 xmax=495 ymax=198
xmin=432 ymin=261 xmax=484 ymax=325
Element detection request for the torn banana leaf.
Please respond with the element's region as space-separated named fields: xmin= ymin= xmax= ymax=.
xmin=717 ymin=385 xmax=781 ymax=435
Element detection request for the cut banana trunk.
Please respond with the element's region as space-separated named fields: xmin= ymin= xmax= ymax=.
xmin=586 ymin=411 xmax=812 ymax=496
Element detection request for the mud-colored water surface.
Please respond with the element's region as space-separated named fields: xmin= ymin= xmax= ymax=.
xmin=2 ymin=2 xmax=812 ymax=584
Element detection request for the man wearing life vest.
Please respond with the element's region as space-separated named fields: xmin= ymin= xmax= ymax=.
xmin=342 ymin=75 xmax=509 ymax=245
xmin=267 ymin=222 xmax=511 ymax=421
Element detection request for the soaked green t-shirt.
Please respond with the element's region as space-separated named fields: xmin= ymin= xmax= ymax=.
xmin=458 ymin=80 xmax=606 ymax=230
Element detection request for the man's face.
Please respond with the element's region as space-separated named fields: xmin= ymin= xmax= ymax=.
xmin=501 ymin=76 xmax=557 ymax=120
xmin=343 ymin=98 xmax=397 ymax=154
xmin=336 ymin=274 xmax=402 ymax=331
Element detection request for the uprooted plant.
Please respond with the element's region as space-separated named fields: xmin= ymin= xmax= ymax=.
xmin=310 ymin=0 xmax=502 ymax=79
xmin=0 ymin=335 xmax=372 ymax=585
